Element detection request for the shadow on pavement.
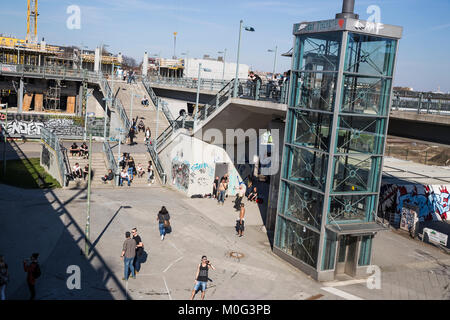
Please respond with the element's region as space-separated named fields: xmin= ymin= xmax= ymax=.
xmin=0 ymin=139 xmax=129 ymax=300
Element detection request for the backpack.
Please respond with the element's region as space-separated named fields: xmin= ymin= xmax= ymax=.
xmin=32 ymin=263 xmax=41 ymax=279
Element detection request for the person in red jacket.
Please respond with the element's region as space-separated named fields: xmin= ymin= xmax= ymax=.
xmin=23 ymin=253 xmax=40 ymax=300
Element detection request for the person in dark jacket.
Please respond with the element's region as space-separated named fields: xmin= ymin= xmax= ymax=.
xmin=23 ymin=253 xmax=40 ymax=300
xmin=157 ymin=206 xmax=171 ymax=240
xmin=101 ymin=169 xmax=114 ymax=183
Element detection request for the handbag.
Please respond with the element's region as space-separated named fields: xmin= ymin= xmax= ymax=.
xmin=164 ymin=219 xmax=170 ymax=227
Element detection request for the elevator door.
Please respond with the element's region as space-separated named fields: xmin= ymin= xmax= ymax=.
xmin=335 ymin=235 xmax=358 ymax=277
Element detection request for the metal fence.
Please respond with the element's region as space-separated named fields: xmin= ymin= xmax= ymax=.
xmin=0 ymin=63 xmax=100 ymax=81
xmin=142 ymin=78 xmax=175 ymax=125
xmin=102 ymin=140 xmax=119 ymax=186
xmin=147 ymin=76 xmax=228 ymax=92
xmin=391 ymin=92 xmax=450 ymax=115
xmin=40 ymin=127 xmax=68 ymax=187
xmin=147 ymin=140 xmax=166 ymax=184
xmin=99 ymin=73 xmax=130 ymax=132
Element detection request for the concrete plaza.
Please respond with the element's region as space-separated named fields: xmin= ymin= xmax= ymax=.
xmin=1 ymin=180 xmax=449 ymax=300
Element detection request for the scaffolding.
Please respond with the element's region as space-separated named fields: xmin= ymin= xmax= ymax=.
xmin=44 ymin=80 xmax=61 ymax=110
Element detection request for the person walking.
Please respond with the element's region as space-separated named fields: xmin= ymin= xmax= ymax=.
xmin=237 ymin=203 xmax=246 ymax=237
xmin=145 ymin=127 xmax=152 ymax=145
xmin=190 ymin=256 xmax=215 ymax=300
xmin=157 ymin=206 xmax=171 ymax=241
xmin=212 ymin=176 xmax=219 ymax=199
xmin=128 ymin=127 xmax=136 ymax=146
xmin=217 ymin=178 xmax=226 ymax=205
xmin=23 ymin=253 xmax=40 ymax=300
xmin=234 ymin=183 xmax=246 ymax=210
xmin=0 ymin=255 xmax=9 ymax=300
xmin=147 ymin=160 xmax=154 ymax=185
xmin=131 ymin=228 xmax=144 ymax=274
xmin=121 ymin=231 xmax=136 ymax=280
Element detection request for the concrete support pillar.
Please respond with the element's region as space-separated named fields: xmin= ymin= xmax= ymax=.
xmin=142 ymin=52 xmax=148 ymax=77
xmin=17 ymin=78 xmax=24 ymax=113
xmin=77 ymin=84 xmax=83 ymax=116
xmin=94 ymin=47 xmax=101 ymax=73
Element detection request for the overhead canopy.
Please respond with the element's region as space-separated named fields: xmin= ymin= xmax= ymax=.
xmin=326 ymin=222 xmax=388 ymax=236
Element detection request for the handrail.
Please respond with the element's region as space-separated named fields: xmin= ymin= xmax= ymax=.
xmin=146 ymin=140 xmax=166 ymax=184
xmin=40 ymin=127 xmax=69 ymax=187
xmin=102 ymin=140 xmax=119 ymax=186
xmin=142 ymin=78 xmax=175 ymax=125
xmin=99 ymin=73 xmax=130 ymax=132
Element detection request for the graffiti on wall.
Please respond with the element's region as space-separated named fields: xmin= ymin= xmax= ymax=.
xmin=189 ymin=162 xmax=214 ymax=187
xmin=380 ymin=184 xmax=449 ymax=222
xmin=0 ymin=113 xmax=85 ymax=137
xmin=172 ymin=160 xmax=190 ymax=191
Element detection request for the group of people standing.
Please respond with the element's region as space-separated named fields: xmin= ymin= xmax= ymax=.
xmin=121 ymin=207 xmax=170 ymax=281
xmin=128 ymin=116 xmax=151 ymax=146
xmin=0 ymin=253 xmax=41 ymax=300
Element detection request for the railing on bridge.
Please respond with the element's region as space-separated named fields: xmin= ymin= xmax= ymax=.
xmin=40 ymin=127 xmax=69 ymax=187
xmin=391 ymin=91 xmax=450 ymax=115
xmin=102 ymin=140 xmax=119 ymax=186
xmin=0 ymin=63 xmax=99 ymax=80
xmin=147 ymin=76 xmax=228 ymax=92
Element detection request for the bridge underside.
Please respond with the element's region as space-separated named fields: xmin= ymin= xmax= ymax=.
xmin=388 ymin=117 xmax=450 ymax=145
xmin=195 ymin=98 xmax=287 ymax=145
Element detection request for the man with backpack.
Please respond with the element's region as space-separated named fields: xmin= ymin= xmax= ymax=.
xmin=23 ymin=253 xmax=40 ymax=300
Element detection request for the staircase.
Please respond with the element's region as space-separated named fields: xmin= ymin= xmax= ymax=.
xmin=110 ymin=80 xmax=170 ymax=143
xmin=66 ymin=152 xmax=111 ymax=188
xmin=117 ymin=152 xmax=160 ymax=188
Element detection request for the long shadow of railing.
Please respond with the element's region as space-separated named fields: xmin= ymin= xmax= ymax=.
xmin=3 ymin=139 xmax=129 ymax=299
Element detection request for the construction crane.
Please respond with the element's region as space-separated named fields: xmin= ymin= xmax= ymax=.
xmin=26 ymin=0 xmax=38 ymax=43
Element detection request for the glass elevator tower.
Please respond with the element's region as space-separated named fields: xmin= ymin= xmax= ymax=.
xmin=274 ymin=1 xmax=402 ymax=281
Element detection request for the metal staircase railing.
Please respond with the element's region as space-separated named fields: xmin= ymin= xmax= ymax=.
xmin=146 ymin=140 xmax=167 ymax=184
xmin=99 ymin=74 xmax=130 ymax=132
xmin=102 ymin=140 xmax=119 ymax=186
xmin=40 ymin=127 xmax=69 ymax=187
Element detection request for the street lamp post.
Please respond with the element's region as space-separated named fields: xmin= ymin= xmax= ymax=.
xmin=130 ymin=91 xmax=142 ymax=123
xmin=181 ymin=51 xmax=189 ymax=78
xmin=233 ymin=20 xmax=255 ymax=98
xmin=2 ymin=103 xmax=8 ymax=176
xmin=218 ymin=49 xmax=227 ymax=81
xmin=85 ymin=133 xmax=93 ymax=257
xmin=268 ymin=45 xmax=278 ymax=76
xmin=102 ymin=97 xmax=111 ymax=141
xmin=194 ymin=63 xmax=212 ymax=128
xmin=83 ymin=91 xmax=93 ymax=141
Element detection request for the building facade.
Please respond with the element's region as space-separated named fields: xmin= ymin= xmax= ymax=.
xmin=273 ymin=15 xmax=402 ymax=280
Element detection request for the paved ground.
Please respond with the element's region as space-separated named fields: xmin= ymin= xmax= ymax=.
xmin=1 ymin=181 xmax=449 ymax=300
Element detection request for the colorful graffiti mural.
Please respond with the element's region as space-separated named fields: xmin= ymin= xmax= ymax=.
xmin=171 ymin=161 xmax=190 ymax=191
xmin=380 ymin=184 xmax=449 ymax=222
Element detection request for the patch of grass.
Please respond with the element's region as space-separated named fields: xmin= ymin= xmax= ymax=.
xmin=0 ymin=158 xmax=61 ymax=189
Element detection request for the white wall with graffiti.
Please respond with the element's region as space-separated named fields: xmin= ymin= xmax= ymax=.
xmin=379 ymin=184 xmax=450 ymax=225
xmin=159 ymin=132 xmax=252 ymax=197
xmin=0 ymin=113 xmax=106 ymax=138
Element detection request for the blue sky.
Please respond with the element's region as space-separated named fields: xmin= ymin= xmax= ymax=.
xmin=1 ymin=0 xmax=449 ymax=92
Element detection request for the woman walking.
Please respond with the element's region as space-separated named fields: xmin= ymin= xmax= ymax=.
xmin=0 ymin=255 xmax=9 ymax=300
xmin=145 ymin=127 xmax=151 ymax=145
xmin=157 ymin=206 xmax=171 ymax=240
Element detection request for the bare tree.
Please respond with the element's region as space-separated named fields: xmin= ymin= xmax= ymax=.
xmin=122 ymin=55 xmax=138 ymax=69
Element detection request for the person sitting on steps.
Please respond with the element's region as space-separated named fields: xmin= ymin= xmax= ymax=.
xmin=70 ymin=142 xmax=80 ymax=157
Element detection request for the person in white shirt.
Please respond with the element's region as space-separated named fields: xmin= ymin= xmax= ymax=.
xmin=137 ymin=163 xmax=145 ymax=178
xmin=72 ymin=163 xmax=82 ymax=180
xmin=120 ymin=169 xmax=131 ymax=187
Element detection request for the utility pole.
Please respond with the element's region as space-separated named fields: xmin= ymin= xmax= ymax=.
xmin=85 ymin=133 xmax=93 ymax=257
xmin=2 ymin=103 xmax=8 ymax=176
